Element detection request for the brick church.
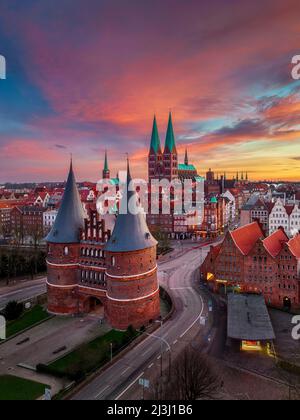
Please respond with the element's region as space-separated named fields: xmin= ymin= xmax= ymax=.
xmin=147 ymin=113 xmax=202 ymax=235
xmin=46 ymin=160 xmax=160 ymax=331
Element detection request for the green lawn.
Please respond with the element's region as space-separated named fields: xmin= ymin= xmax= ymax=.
xmin=48 ymin=329 xmax=137 ymax=379
xmin=0 ymin=375 xmax=49 ymax=400
xmin=5 ymin=305 xmax=50 ymax=338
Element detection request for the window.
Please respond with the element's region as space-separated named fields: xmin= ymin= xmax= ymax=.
xmin=111 ymin=256 xmax=116 ymax=267
xmin=64 ymin=246 xmax=69 ymax=256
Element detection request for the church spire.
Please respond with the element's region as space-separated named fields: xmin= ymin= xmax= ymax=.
xmin=164 ymin=112 xmax=177 ymax=153
xmin=149 ymin=115 xmax=161 ymax=154
xmin=103 ymin=150 xmax=110 ymax=179
xmin=184 ymin=148 xmax=189 ymax=166
xmin=105 ymin=158 xmax=157 ymax=253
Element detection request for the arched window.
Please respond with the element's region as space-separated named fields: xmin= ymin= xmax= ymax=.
xmin=111 ymin=256 xmax=116 ymax=267
xmin=64 ymin=246 xmax=69 ymax=256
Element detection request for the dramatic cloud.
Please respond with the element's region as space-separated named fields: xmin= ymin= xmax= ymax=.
xmin=0 ymin=0 xmax=300 ymax=181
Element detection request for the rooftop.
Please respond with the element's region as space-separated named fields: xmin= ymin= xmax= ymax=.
xmin=105 ymin=161 xmax=157 ymax=253
xmin=228 ymin=294 xmax=275 ymax=341
xmin=46 ymin=161 xmax=85 ymax=244
xmin=263 ymin=228 xmax=289 ymax=257
xmin=230 ymin=221 xmax=265 ymax=256
xmin=178 ymin=163 xmax=197 ymax=172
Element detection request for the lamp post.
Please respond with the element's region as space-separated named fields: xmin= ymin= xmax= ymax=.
xmin=110 ymin=342 xmax=113 ymax=362
xmin=153 ymin=320 xmax=172 ymax=379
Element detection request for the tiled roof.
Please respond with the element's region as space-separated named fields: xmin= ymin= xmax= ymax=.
xmin=263 ymin=228 xmax=289 ymax=257
xmin=230 ymin=222 xmax=265 ymax=256
xmin=288 ymin=234 xmax=300 ymax=258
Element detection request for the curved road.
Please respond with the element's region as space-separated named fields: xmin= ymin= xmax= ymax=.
xmin=73 ymin=245 xmax=210 ymax=400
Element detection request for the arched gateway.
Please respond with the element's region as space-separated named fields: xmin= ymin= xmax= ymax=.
xmin=45 ymin=159 xmax=160 ymax=330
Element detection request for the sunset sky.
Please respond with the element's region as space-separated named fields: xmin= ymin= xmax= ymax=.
xmin=0 ymin=0 xmax=300 ymax=183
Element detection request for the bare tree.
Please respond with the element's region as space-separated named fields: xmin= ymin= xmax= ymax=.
xmin=152 ymin=348 xmax=221 ymax=400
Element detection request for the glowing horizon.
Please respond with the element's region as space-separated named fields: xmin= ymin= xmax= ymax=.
xmin=0 ymin=0 xmax=300 ymax=183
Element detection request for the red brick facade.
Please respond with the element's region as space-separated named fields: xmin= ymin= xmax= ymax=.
xmin=47 ymin=209 xmax=160 ymax=330
xmin=201 ymin=222 xmax=300 ymax=310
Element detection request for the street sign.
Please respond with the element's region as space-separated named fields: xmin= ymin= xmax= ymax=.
xmin=139 ymin=378 xmax=150 ymax=389
xmin=0 ymin=315 xmax=6 ymax=340
xmin=200 ymin=316 xmax=206 ymax=326
xmin=44 ymin=388 xmax=52 ymax=401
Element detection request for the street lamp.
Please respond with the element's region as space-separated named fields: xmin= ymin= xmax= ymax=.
xmin=152 ymin=320 xmax=172 ymax=379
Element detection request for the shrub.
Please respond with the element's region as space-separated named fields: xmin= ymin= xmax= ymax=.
xmin=3 ymin=301 xmax=24 ymax=321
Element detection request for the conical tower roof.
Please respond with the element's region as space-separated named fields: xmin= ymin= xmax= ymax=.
xmin=105 ymin=160 xmax=157 ymax=253
xmin=164 ymin=112 xmax=177 ymax=153
xmin=46 ymin=160 xmax=85 ymax=243
xmin=149 ymin=115 xmax=161 ymax=154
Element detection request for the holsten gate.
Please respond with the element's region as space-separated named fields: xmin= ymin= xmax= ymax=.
xmin=46 ymin=160 xmax=160 ymax=331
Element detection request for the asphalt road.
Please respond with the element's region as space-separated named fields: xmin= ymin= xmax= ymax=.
xmin=72 ymin=245 xmax=211 ymax=400
xmin=0 ymin=279 xmax=46 ymax=310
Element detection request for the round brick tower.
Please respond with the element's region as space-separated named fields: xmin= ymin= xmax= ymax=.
xmin=45 ymin=160 xmax=85 ymax=315
xmin=105 ymin=160 xmax=160 ymax=330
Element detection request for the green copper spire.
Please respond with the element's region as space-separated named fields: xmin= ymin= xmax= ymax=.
xmin=103 ymin=150 xmax=110 ymax=179
xmin=104 ymin=150 xmax=109 ymax=172
xmin=149 ymin=115 xmax=161 ymax=154
xmin=184 ymin=148 xmax=189 ymax=166
xmin=164 ymin=112 xmax=177 ymax=153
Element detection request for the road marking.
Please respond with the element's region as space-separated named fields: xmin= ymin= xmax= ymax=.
xmin=120 ymin=366 xmax=131 ymax=376
xmin=115 ymin=372 xmax=144 ymax=401
xmin=94 ymin=385 xmax=110 ymax=399
xmin=173 ymin=340 xmax=178 ymax=345
xmin=148 ymin=363 xmax=154 ymax=369
xmin=157 ymin=355 xmax=161 ymax=360
xmin=142 ymin=347 xmax=152 ymax=356
xmin=180 ymin=294 xmax=205 ymax=339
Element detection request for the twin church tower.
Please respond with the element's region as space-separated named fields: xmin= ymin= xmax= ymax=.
xmin=148 ymin=113 xmax=178 ymax=181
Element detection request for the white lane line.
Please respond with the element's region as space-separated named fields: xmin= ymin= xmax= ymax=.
xmin=94 ymin=385 xmax=110 ymax=399
xmin=148 ymin=363 xmax=154 ymax=369
xmin=121 ymin=366 xmax=131 ymax=376
xmin=157 ymin=355 xmax=161 ymax=360
xmin=173 ymin=340 xmax=178 ymax=345
xmin=142 ymin=347 xmax=152 ymax=356
xmin=180 ymin=294 xmax=205 ymax=339
xmin=115 ymin=372 xmax=144 ymax=401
